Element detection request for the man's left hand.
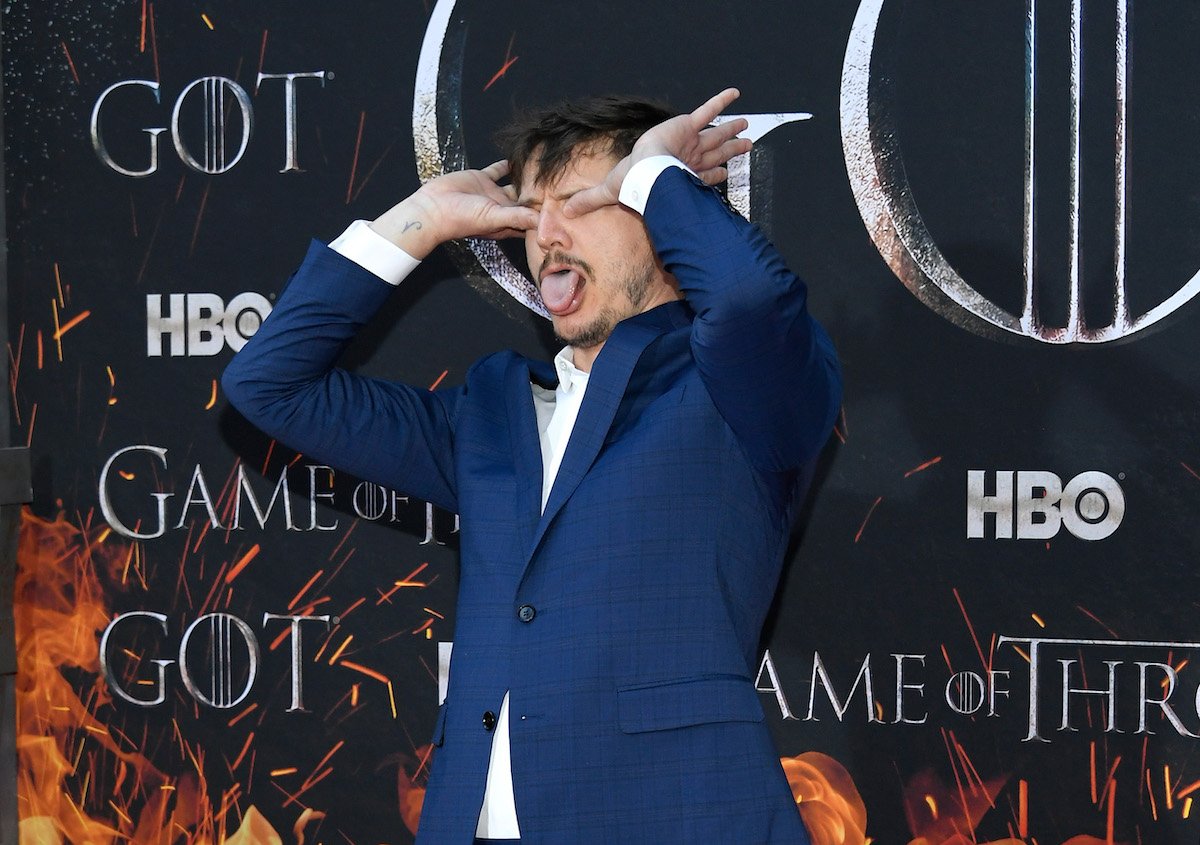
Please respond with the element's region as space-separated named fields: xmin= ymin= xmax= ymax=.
xmin=563 ymin=87 xmax=752 ymax=218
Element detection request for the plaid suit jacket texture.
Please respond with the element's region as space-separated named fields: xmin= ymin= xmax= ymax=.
xmin=224 ymin=167 xmax=841 ymax=844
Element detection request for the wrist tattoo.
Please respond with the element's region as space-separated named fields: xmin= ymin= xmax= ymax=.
xmin=402 ymin=220 xmax=422 ymax=233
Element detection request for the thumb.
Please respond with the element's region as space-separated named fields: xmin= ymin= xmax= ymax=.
xmin=562 ymin=182 xmax=618 ymax=218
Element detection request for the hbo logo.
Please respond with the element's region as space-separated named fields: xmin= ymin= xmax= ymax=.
xmin=147 ymin=293 xmax=272 ymax=357
xmin=966 ymin=470 xmax=1125 ymax=541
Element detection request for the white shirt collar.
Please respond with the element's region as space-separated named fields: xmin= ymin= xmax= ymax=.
xmin=553 ymin=346 xmax=589 ymax=395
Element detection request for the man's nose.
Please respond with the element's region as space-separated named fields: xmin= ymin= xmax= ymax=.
xmin=535 ymin=205 xmax=571 ymax=250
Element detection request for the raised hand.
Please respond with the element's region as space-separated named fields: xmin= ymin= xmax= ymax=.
xmin=563 ymin=88 xmax=752 ymax=218
xmin=371 ymin=160 xmax=538 ymax=259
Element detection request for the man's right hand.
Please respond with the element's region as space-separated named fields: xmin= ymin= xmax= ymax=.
xmin=370 ymin=160 xmax=538 ymax=259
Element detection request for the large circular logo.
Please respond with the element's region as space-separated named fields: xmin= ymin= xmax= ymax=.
xmin=841 ymin=0 xmax=1200 ymax=344
xmin=412 ymin=0 xmax=549 ymax=319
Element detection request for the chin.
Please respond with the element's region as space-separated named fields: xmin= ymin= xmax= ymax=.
xmin=554 ymin=312 xmax=615 ymax=350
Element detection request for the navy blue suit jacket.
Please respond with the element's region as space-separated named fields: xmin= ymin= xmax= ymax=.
xmin=224 ymin=167 xmax=841 ymax=844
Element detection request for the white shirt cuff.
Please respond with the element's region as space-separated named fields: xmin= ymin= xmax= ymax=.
xmin=618 ymin=155 xmax=697 ymax=215
xmin=328 ymin=219 xmax=421 ymax=285
xmin=619 ymin=154 xmax=696 ymax=214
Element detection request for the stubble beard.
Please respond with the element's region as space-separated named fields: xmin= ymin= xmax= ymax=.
xmin=554 ymin=257 xmax=657 ymax=350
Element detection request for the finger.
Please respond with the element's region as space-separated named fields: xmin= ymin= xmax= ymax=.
xmin=689 ymin=87 xmax=741 ymax=129
xmin=698 ymin=119 xmax=748 ymax=150
xmin=696 ymin=137 xmax=753 ymax=171
xmin=483 ymin=227 xmax=529 ymax=241
xmin=496 ymin=205 xmax=539 ymax=231
xmin=696 ymin=166 xmax=729 ymax=186
xmin=479 ymin=201 xmax=537 ymax=233
xmin=479 ymin=178 xmax=524 ymax=208
xmin=562 ymin=183 xmax=618 ymax=218
xmin=479 ymin=159 xmax=511 ymax=182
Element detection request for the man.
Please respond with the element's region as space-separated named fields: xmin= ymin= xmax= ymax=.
xmin=223 ymin=89 xmax=841 ymax=844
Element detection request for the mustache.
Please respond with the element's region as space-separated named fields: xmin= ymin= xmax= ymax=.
xmin=539 ymin=251 xmax=594 ymax=281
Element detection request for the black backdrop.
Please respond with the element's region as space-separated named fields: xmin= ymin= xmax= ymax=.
xmin=7 ymin=2 xmax=1200 ymax=842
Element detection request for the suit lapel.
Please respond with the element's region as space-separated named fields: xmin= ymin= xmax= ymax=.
xmin=520 ymin=303 xmax=687 ymax=572
xmin=506 ymin=355 xmax=552 ymax=555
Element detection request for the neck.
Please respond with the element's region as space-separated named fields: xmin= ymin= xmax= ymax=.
xmin=569 ymin=288 xmax=684 ymax=373
xmin=571 ymin=343 xmax=602 ymax=373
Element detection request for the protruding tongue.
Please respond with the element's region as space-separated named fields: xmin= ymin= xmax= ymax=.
xmin=540 ymin=269 xmax=582 ymax=316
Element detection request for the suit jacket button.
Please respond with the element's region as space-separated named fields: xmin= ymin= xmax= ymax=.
xmin=517 ymin=604 xmax=536 ymax=623
xmin=482 ymin=710 xmax=496 ymax=731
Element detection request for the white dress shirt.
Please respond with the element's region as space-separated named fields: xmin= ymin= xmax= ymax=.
xmin=329 ymin=153 xmax=691 ymax=839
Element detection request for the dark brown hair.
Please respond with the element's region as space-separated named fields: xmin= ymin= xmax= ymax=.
xmin=494 ymin=95 xmax=676 ymax=193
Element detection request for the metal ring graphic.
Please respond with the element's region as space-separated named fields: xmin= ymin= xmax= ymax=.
xmin=841 ymin=0 xmax=1200 ymax=344
xmin=413 ymin=0 xmax=549 ymax=319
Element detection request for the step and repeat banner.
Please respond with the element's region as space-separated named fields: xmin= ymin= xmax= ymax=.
xmin=6 ymin=1 xmax=1200 ymax=842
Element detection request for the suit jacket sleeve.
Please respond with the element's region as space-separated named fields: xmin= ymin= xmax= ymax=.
xmin=641 ymin=167 xmax=842 ymax=471
xmin=222 ymin=240 xmax=461 ymax=513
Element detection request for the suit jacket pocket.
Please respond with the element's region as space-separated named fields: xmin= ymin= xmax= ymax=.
xmin=431 ymin=702 xmax=447 ymax=747
xmin=616 ymin=674 xmax=764 ymax=734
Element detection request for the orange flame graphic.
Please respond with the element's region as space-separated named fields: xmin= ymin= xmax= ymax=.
xmin=902 ymin=768 xmax=1113 ymax=845
xmin=783 ymin=752 xmax=869 ymax=844
xmin=396 ymin=745 xmax=430 ymax=837
xmin=13 ymin=509 xmax=297 ymax=843
xmin=10 ymin=507 xmax=1124 ymax=845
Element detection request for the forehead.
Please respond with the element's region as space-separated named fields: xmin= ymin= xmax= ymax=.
xmin=518 ymin=146 xmax=620 ymax=201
